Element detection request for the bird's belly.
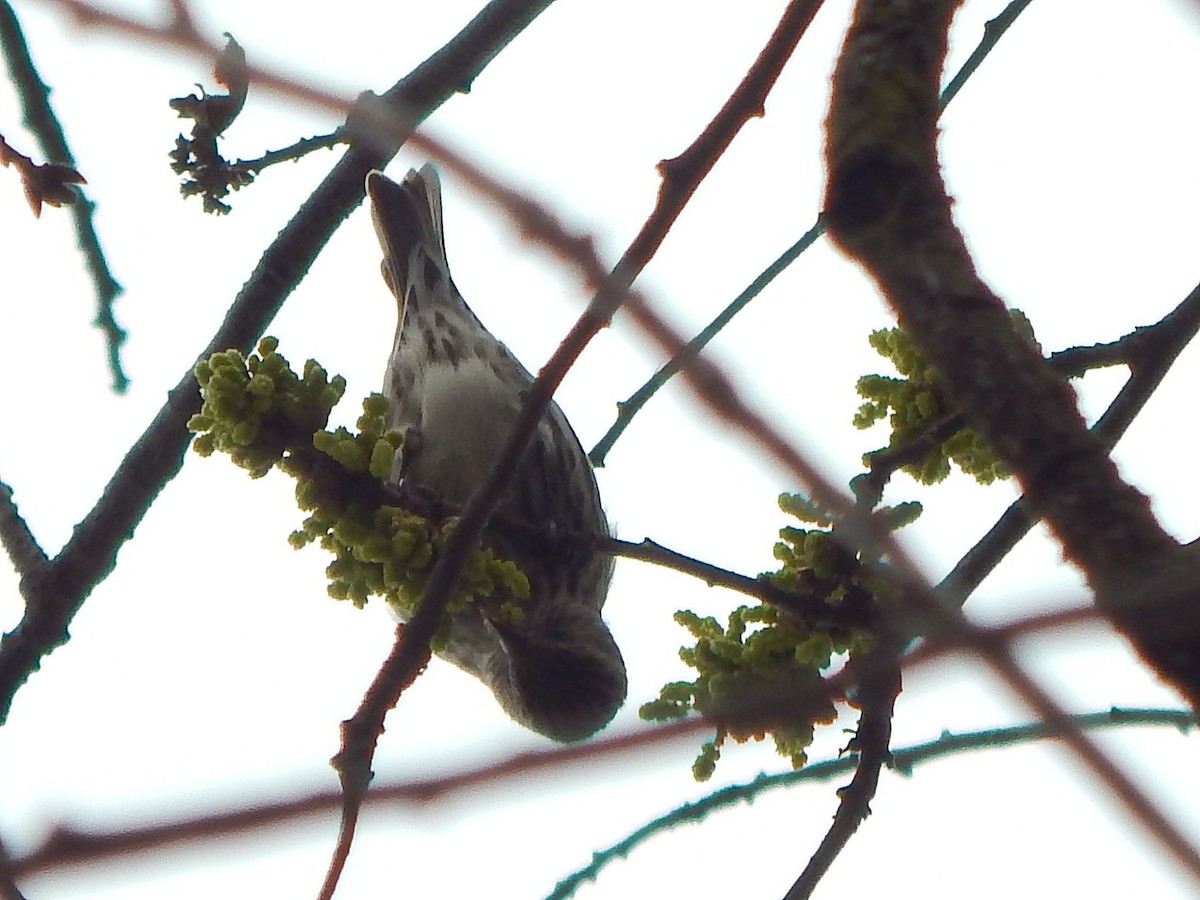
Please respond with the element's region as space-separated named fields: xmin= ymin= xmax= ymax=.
xmin=407 ymin=358 xmax=521 ymax=504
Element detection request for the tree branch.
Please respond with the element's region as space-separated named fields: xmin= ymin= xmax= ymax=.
xmin=590 ymin=0 xmax=1038 ymax=467
xmin=590 ymin=216 xmax=826 ymax=467
xmin=824 ymin=0 xmax=1200 ymax=882
xmin=0 ymin=481 xmax=47 ymax=580
xmin=783 ymin=655 xmax=901 ymax=899
xmin=551 ymin=706 xmax=1192 ymax=899
xmin=0 ymin=0 xmax=126 ymax=391
xmin=941 ymin=278 xmax=1200 ymax=606
xmin=8 ymin=612 xmax=1154 ymax=884
xmin=826 ymin=0 xmax=1200 ymax=708
xmin=609 ymin=537 xmax=875 ymax=632
xmin=325 ymin=4 xmax=830 ymax=890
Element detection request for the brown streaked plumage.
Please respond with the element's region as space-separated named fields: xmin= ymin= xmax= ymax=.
xmin=367 ymin=165 xmax=625 ymax=742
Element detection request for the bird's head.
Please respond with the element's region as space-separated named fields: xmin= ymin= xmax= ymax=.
xmin=484 ymin=603 xmax=627 ymax=742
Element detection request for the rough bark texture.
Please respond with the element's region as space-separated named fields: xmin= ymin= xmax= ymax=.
xmin=824 ymin=0 xmax=1200 ymax=709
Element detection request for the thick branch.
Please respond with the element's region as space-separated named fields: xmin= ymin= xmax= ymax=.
xmin=823 ymin=0 xmax=1200 ymax=882
xmin=941 ymin=279 xmax=1200 ymax=605
xmin=824 ymin=0 xmax=1200 ymax=709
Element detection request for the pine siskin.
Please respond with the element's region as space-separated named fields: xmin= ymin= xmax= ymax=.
xmin=366 ymin=165 xmax=625 ymax=741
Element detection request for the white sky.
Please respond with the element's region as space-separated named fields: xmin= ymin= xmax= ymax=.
xmin=2 ymin=0 xmax=1200 ymax=897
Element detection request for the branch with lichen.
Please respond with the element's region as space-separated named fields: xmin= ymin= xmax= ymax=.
xmin=188 ymin=337 xmax=530 ymax=642
xmin=825 ymin=0 xmax=1200 ymax=715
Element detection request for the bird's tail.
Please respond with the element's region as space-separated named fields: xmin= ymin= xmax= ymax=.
xmin=366 ymin=164 xmax=449 ymax=280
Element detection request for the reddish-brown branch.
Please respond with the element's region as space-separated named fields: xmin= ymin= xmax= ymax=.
xmin=8 ymin=603 xmax=1113 ymax=882
xmin=13 ymin=1 xmax=1198 ymax=891
xmin=320 ymin=626 xmax=430 ymax=900
xmin=327 ymin=4 xmax=832 ymax=893
xmin=615 ymin=0 xmax=826 ymax=277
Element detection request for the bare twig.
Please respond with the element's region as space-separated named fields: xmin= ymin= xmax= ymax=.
xmin=586 ymin=0 xmax=827 ymax=468
xmin=550 ymin=705 xmax=1195 ymax=898
xmin=783 ymin=654 xmax=901 ymax=899
xmin=326 ymin=4 xmax=829 ymax=893
xmin=937 ymin=0 xmax=1035 ymax=110
xmin=590 ymin=216 xmax=826 ymax=467
xmin=235 ymin=130 xmax=346 ymax=172
xmin=591 ymin=0 xmax=1038 ymax=468
xmin=0 ymin=0 xmax=126 ymax=391
xmin=609 ymin=537 xmax=874 ymax=632
xmin=0 ymin=481 xmax=48 ymax=578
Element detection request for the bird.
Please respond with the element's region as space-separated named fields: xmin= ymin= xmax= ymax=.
xmin=366 ymin=165 xmax=626 ymax=742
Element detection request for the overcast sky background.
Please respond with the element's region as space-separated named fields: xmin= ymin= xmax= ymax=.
xmin=3 ymin=1 xmax=1200 ymax=897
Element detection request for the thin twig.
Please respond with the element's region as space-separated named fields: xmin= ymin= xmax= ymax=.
xmin=590 ymin=216 xmax=826 ymax=466
xmin=0 ymin=0 xmax=126 ymax=391
xmin=783 ymin=655 xmax=901 ymax=899
xmin=236 ymin=130 xmax=345 ymax=172
xmin=548 ymin=706 xmax=1194 ymax=899
xmin=937 ymin=0 xmax=1035 ymax=110
xmin=591 ymin=0 xmax=1037 ymax=467
xmin=0 ymin=480 xmax=48 ymax=578
xmin=608 ymin=537 xmax=874 ymax=631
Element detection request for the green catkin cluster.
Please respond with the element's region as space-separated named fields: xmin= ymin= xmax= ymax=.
xmin=854 ymin=310 xmax=1038 ymax=484
xmin=189 ymin=336 xmax=347 ymax=478
xmin=641 ymin=492 xmax=919 ymax=781
xmin=188 ymin=338 xmax=530 ymax=641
